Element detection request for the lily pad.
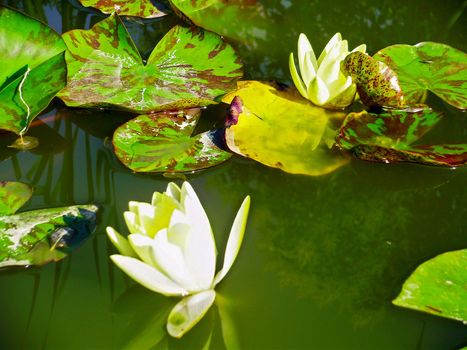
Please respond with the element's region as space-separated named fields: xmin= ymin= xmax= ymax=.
xmin=58 ymin=14 xmax=243 ymax=113
xmin=0 ymin=204 xmax=98 ymax=268
xmin=0 ymin=181 xmax=32 ymax=215
xmin=374 ymin=42 xmax=467 ymax=110
xmin=168 ymin=0 xmax=264 ymax=39
xmin=221 ymin=81 xmax=349 ymax=176
xmin=336 ymin=107 xmax=467 ymax=166
xmin=393 ymin=249 xmax=467 ymax=322
xmin=0 ymin=7 xmax=67 ymax=135
xmin=78 ymin=0 xmax=166 ymax=18
xmin=112 ymin=109 xmax=232 ymax=173
xmin=342 ymin=52 xmax=406 ymax=109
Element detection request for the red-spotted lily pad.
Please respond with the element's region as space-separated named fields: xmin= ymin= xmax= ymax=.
xmin=78 ymin=0 xmax=166 ymax=18
xmin=0 ymin=181 xmax=32 ymax=215
xmin=112 ymin=110 xmax=231 ymax=173
xmin=336 ymin=107 xmax=467 ymax=166
xmin=0 ymin=7 xmax=66 ymax=135
xmin=221 ymin=81 xmax=349 ymax=176
xmin=0 ymin=204 xmax=98 ymax=268
xmin=342 ymin=52 xmax=406 ymax=109
xmin=58 ymin=14 xmax=243 ymax=113
xmin=374 ymin=42 xmax=467 ymax=110
xmin=393 ymin=249 xmax=467 ymax=323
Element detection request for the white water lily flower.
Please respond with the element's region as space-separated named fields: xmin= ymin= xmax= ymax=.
xmin=289 ymin=32 xmax=366 ymax=109
xmin=106 ymin=182 xmax=250 ymax=338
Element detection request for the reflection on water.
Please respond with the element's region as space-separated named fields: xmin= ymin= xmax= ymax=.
xmin=0 ymin=0 xmax=466 ymax=349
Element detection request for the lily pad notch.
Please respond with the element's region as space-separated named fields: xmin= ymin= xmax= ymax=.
xmin=58 ymin=13 xmax=243 ymax=113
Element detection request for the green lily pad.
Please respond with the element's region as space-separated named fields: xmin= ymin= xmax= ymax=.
xmin=0 ymin=181 xmax=32 ymax=215
xmin=0 ymin=204 xmax=98 ymax=268
xmin=336 ymin=107 xmax=467 ymax=166
xmin=78 ymin=0 xmax=166 ymax=18
xmin=0 ymin=7 xmax=66 ymax=135
xmin=112 ymin=109 xmax=232 ymax=173
xmin=342 ymin=52 xmax=406 ymax=109
xmin=221 ymin=81 xmax=349 ymax=176
xmin=374 ymin=42 xmax=467 ymax=110
xmin=58 ymin=14 xmax=243 ymax=113
xmin=393 ymin=249 xmax=467 ymax=322
xmin=168 ymin=0 xmax=266 ymax=42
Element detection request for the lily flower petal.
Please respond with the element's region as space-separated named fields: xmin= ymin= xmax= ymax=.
xmin=152 ymin=227 xmax=200 ymax=292
xmin=317 ymin=32 xmax=342 ymax=65
xmin=128 ymin=233 xmax=157 ymax=266
xmin=111 ymin=255 xmax=187 ymax=296
xmin=167 ymin=290 xmax=216 ymax=338
xmin=298 ymin=33 xmax=314 ymax=72
xmin=213 ymin=196 xmax=251 ymax=286
xmin=289 ymin=53 xmax=308 ymax=98
xmin=135 ymin=202 xmax=158 ymax=237
xmin=124 ymin=211 xmax=140 ymax=235
xmin=329 ymin=74 xmax=357 ymax=107
xmin=180 ymin=182 xmax=217 ymax=290
xmin=317 ymin=59 xmax=341 ymax=86
xmin=309 ymin=75 xmax=331 ymax=106
xmin=352 ymin=44 xmax=367 ymax=53
xmin=326 ymin=83 xmax=357 ymax=109
xmin=302 ymin=51 xmax=317 ymax=87
xmin=165 ymin=182 xmax=181 ymax=201
xmin=106 ymin=226 xmax=137 ymax=257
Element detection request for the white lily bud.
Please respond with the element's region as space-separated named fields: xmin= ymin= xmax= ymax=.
xmin=290 ymin=32 xmax=366 ymax=109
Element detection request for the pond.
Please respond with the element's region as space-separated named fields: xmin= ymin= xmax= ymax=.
xmin=0 ymin=0 xmax=466 ymax=349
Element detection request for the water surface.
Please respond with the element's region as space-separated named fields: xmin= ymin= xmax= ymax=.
xmin=0 ymin=1 xmax=466 ymax=349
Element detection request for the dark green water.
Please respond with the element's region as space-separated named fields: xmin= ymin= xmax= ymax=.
xmin=0 ymin=0 xmax=466 ymax=349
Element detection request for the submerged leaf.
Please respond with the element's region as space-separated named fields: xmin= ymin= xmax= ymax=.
xmin=336 ymin=107 xmax=467 ymax=166
xmin=0 ymin=7 xmax=66 ymax=135
xmin=0 ymin=204 xmax=98 ymax=268
xmin=112 ymin=110 xmax=231 ymax=173
xmin=167 ymin=290 xmax=216 ymax=338
xmin=393 ymin=249 xmax=467 ymax=322
xmin=374 ymin=42 xmax=467 ymax=110
xmin=342 ymin=52 xmax=406 ymax=108
xmin=58 ymin=14 xmax=243 ymax=113
xmin=0 ymin=181 xmax=32 ymax=215
xmin=222 ymin=81 xmax=348 ymax=176
xmin=78 ymin=0 xmax=166 ymax=18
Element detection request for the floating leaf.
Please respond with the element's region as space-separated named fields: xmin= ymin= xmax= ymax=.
xmin=58 ymin=14 xmax=243 ymax=113
xmin=342 ymin=51 xmax=406 ymax=108
xmin=78 ymin=0 xmax=166 ymax=18
xmin=222 ymin=81 xmax=348 ymax=176
xmin=112 ymin=110 xmax=231 ymax=173
xmin=0 ymin=181 xmax=32 ymax=215
xmin=168 ymin=0 xmax=261 ymax=34
xmin=374 ymin=42 xmax=467 ymax=110
xmin=0 ymin=204 xmax=98 ymax=268
xmin=0 ymin=7 xmax=66 ymax=135
xmin=336 ymin=107 xmax=467 ymax=166
xmin=393 ymin=249 xmax=467 ymax=322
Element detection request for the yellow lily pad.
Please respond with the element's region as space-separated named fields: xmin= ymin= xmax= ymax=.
xmin=222 ymin=81 xmax=349 ymax=176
